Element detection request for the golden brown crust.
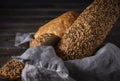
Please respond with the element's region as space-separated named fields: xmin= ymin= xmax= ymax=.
xmin=30 ymin=33 xmax=60 ymax=48
xmin=56 ymin=0 xmax=119 ymax=60
xmin=0 ymin=59 xmax=24 ymax=81
xmin=34 ymin=11 xmax=79 ymax=39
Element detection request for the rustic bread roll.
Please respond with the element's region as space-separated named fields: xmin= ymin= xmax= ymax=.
xmin=56 ymin=0 xmax=119 ymax=60
xmin=30 ymin=11 xmax=79 ymax=47
xmin=0 ymin=59 xmax=24 ymax=81
xmin=34 ymin=11 xmax=79 ymax=39
xmin=30 ymin=33 xmax=60 ymax=47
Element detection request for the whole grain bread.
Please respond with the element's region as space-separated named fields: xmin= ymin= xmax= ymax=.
xmin=56 ymin=0 xmax=120 ymax=60
xmin=0 ymin=59 xmax=24 ymax=81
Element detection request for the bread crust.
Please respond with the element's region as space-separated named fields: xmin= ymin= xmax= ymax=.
xmin=34 ymin=11 xmax=79 ymax=38
xmin=57 ymin=0 xmax=119 ymax=60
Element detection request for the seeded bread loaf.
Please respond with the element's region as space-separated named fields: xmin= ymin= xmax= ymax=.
xmin=34 ymin=11 xmax=79 ymax=39
xmin=0 ymin=59 xmax=24 ymax=81
xmin=56 ymin=0 xmax=119 ymax=60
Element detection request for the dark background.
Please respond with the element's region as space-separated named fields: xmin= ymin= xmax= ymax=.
xmin=0 ymin=0 xmax=120 ymax=67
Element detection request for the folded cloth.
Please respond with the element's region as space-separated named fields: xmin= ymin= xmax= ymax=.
xmin=15 ymin=33 xmax=34 ymax=47
xmin=65 ymin=43 xmax=120 ymax=81
xmin=14 ymin=46 xmax=75 ymax=81
xmin=14 ymin=33 xmax=120 ymax=81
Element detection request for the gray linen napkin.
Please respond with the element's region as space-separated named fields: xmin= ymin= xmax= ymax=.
xmin=15 ymin=32 xmax=34 ymax=47
xmin=14 ymin=33 xmax=120 ymax=81
xmin=65 ymin=43 xmax=120 ymax=81
xmin=14 ymin=46 xmax=75 ymax=81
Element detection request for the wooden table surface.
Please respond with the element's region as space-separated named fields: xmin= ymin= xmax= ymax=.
xmin=0 ymin=0 xmax=120 ymax=67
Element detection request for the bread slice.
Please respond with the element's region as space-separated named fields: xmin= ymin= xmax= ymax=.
xmin=0 ymin=59 xmax=24 ymax=81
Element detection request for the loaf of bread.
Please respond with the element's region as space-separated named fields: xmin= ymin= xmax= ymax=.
xmin=0 ymin=59 xmax=24 ymax=81
xmin=30 ymin=11 xmax=79 ymax=47
xmin=34 ymin=11 xmax=79 ymax=39
xmin=56 ymin=0 xmax=119 ymax=60
xmin=30 ymin=33 xmax=60 ymax=47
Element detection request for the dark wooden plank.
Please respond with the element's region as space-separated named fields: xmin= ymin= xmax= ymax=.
xmin=0 ymin=17 xmax=51 ymax=23
xmin=0 ymin=56 xmax=12 ymax=68
xmin=0 ymin=8 xmax=80 ymax=12
xmin=0 ymin=47 xmax=26 ymax=55
xmin=0 ymin=0 xmax=93 ymax=9
xmin=0 ymin=4 xmax=87 ymax=9
xmin=0 ymin=10 xmax=64 ymax=16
